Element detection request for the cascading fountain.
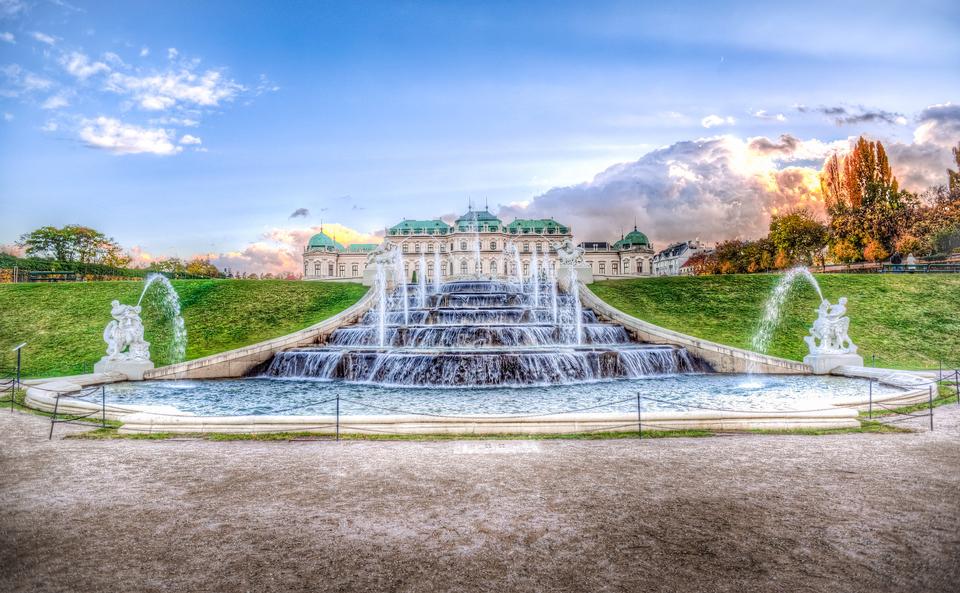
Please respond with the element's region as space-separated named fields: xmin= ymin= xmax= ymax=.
xmin=94 ymin=273 xmax=187 ymax=380
xmin=433 ymin=249 xmax=442 ymax=294
xmin=473 ymin=225 xmax=482 ymax=277
xmin=262 ymin=254 xmax=708 ymax=385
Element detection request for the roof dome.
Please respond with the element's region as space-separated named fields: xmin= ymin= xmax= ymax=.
xmin=613 ymin=227 xmax=650 ymax=250
xmin=307 ymin=230 xmax=344 ymax=251
xmin=455 ymin=209 xmax=501 ymax=225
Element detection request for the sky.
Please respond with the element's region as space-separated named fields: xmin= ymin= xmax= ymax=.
xmin=0 ymin=0 xmax=958 ymax=274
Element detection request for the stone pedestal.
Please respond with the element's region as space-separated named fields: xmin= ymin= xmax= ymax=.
xmin=94 ymin=358 xmax=155 ymax=381
xmin=803 ymin=353 xmax=864 ymax=375
xmin=362 ymin=267 xmax=378 ymax=287
xmin=557 ymin=264 xmax=594 ymax=291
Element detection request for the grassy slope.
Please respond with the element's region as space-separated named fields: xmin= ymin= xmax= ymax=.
xmin=591 ymin=274 xmax=960 ymax=369
xmin=0 ymin=280 xmax=368 ymax=377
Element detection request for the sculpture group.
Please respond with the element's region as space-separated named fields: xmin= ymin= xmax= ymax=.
xmin=102 ymin=300 xmax=151 ymax=362
xmin=552 ymin=238 xmax=585 ymax=266
xmin=804 ymin=298 xmax=858 ymax=355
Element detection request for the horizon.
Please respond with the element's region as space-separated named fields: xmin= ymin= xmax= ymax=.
xmin=1 ymin=0 xmax=958 ymax=274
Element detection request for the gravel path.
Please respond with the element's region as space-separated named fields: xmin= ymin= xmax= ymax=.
xmin=1 ymin=407 xmax=958 ymax=593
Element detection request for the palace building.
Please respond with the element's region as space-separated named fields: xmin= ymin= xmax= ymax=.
xmin=302 ymin=208 xmax=655 ymax=281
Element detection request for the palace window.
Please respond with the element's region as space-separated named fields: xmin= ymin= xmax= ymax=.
xmin=415 ymin=243 xmax=421 ymax=253
xmin=537 ymin=242 xmax=543 ymax=253
xmin=523 ymin=242 xmax=530 ymax=252
xmin=402 ymin=243 xmax=409 ymax=253
xmin=428 ymin=243 xmax=434 ymax=253
xmin=327 ymin=263 xmax=334 ymax=276
xmin=612 ymin=262 xmax=619 ymax=275
xmin=314 ymin=262 xmax=321 ymax=275
xmin=338 ymin=264 xmax=345 ymax=277
xmin=599 ymin=262 xmax=606 ymax=274
xmin=637 ymin=260 xmax=642 ymax=273
xmin=523 ymin=263 xmax=529 ymax=275
xmin=351 ymin=264 xmax=359 ymax=276
xmin=460 ymin=260 xmax=468 ymax=274
xmin=490 ymin=260 xmax=497 ymax=274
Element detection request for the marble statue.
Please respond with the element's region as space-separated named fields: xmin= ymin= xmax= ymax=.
xmin=366 ymin=240 xmax=397 ymax=266
xmin=802 ymin=297 xmax=863 ymax=373
xmin=102 ymin=300 xmax=151 ymax=361
xmin=552 ymin=238 xmax=585 ymax=266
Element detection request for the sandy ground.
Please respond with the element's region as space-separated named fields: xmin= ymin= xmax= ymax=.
xmin=1 ymin=408 xmax=959 ymax=593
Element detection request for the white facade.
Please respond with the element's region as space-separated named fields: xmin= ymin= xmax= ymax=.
xmin=652 ymin=240 xmax=705 ymax=276
xmin=303 ymin=209 xmax=656 ymax=281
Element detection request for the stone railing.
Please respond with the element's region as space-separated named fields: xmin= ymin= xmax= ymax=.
xmin=142 ymin=287 xmax=377 ymax=380
xmin=579 ymin=282 xmax=810 ymax=374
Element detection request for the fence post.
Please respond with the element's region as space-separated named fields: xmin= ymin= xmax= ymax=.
xmin=871 ymin=354 xmax=876 ymax=368
xmin=101 ymin=386 xmax=106 ymax=428
xmin=868 ymin=379 xmax=873 ymax=419
xmin=955 ymin=369 xmax=959 ymax=405
xmin=928 ymin=386 xmax=934 ymax=431
xmin=48 ymin=392 xmax=60 ymax=440
xmin=636 ymin=392 xmax=642 ymax=439
xmin=336 ymin=393 xmax=340 ymax=441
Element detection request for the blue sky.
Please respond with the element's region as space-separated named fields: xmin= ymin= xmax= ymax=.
xmin=1 ymin=0 xmax=958 ymax=273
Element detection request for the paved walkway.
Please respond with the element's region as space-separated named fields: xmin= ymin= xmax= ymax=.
xmin=1 ymin=407 xmax=958 ymax=593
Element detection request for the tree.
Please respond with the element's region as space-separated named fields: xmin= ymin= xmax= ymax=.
xmin=820 ymin=137 xmax=910 ymax=258
xmin=17 ymin=225 xmax=129 ymax=265
xmin=863 ymin=239 xmax=889 ymax=263
xmin=148 ymin=258 xmax=187 ymax=277
xmin=768 ymin=209 xmax=829 ymax=266
xmin=185 ymin=258 xmax=221 ymax=278
xmin=829 ymin=240 xmax=860 ymax=264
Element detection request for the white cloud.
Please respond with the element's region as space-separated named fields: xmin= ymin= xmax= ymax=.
xmin=751 ymin=110 xmax=786 ymax=122
xmin=78 ymin=116 xmax=182 ymax=155
xmin=149 ymin=116 xmax=199 ymax=127
xmin=106 ymin=68 xmax=244 ymax=111
xmin=139 ymin=46 xmax=149 ymax=57
xmin=701 ymin=114 xmax=735 ymax=128
xmin=499 ymin=135 xmax=827 ymax=247
xmin=60 ymin=51 xmax=110 ymax=80
xmin=41 ymin=93 xmax=69 ymax=109
xmin=0 ymin=31 xmax=13 ymax=43
xmin=0 ymin=64 xmax=55 ymax=97
xmin=179 ymin=134 xmax=201 ymax=145
xmin=0 ymin=1 xmax=26 ymax=18
xmin=30 ymin=31 xmax=56 ymax=45
xmin=886 ymin=103 xmax=960 ymax=191
xmin=41 ymin=120 xmax=58 ymax=131
xmin=167 ymin=47 xmax=178 ymax=60
xmin=3 ymin=112 xmax=12 ymax=121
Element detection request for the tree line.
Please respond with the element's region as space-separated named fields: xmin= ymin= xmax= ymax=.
xmin=686 ymin=138 xmax=960 ymax=274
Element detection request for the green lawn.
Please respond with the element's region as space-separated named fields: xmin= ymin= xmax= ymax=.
xmin=590 ymin=274 xmax=960 ymax=369
xmin=0 ymin=280 xmax=368 ymax=378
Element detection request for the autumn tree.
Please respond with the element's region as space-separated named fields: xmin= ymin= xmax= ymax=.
xmin=949 ymin=142 xmax=960 ymax=194
xmin=185 ymin=257 xmax=221 ymax=278
xmin=820 ymin=137 xmax=910 ymax=258
xmin=768 ymin=208 xmax=828 ymax=266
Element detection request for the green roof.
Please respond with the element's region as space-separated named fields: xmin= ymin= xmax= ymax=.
xmin=613 ymin=228 xmax=650 ymax=250
xmin=307 ymin=231 xmax=345 ymax=251
xmin=346 ymin=243 xmax=378 ymax=252
xmin=388 ymin=219 xmax=452 ymax=235
xmin=455 ymin=209 xmax=501 ymax=226
xmin=506 ymin=218 xmax=569 ymax=234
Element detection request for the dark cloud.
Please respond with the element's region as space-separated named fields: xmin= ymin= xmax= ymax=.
xmin=796 ymin=104 xmax=905 ymax=126
xmin=748 ymin=134 xmax=800 ymax=156
xmin=289 ymin=207 xmax=309 ymax=218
